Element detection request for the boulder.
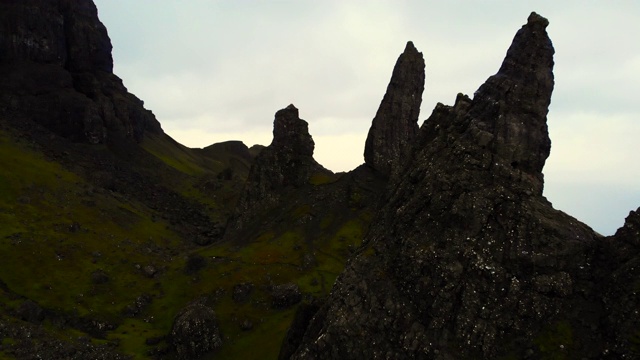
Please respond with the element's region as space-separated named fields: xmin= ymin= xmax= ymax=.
xmin=170 ymin=302 xmax=222 ymax=359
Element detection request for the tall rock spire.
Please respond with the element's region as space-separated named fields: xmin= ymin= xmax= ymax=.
xmin=364 ymin=41 xmax=425 ymax=178
xmin=469 ymin=11 xmax=555 ymax=193
xmin=290 ymin=13 xmax=612 ymax=359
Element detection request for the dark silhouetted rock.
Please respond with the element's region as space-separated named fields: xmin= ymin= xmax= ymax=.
xmin=270 ymin=283 xmax=302 ymax=309
xmin=278 ymin=300 xmax=322 ymax=360
xmin=16 ymin=300 xmax=45 ymax=324
xmin=290 ymin=13 xmax=622 ymax=359
xmin=183 ymin=253 xmax=207 ymax=275
xmin=232 ymin=282 xmax=254 ymax=303
xmin=598 ymin=208 xmax=640 ymax=357
xmin=240 ymin=319 xmax=253 ymax=331
xmin=90 ymin=269 xmax=109 ymax=284
xmin=170 ymin=302 xmax=222 ymax=360
xmin=364 ymin=41 xmax=425 ymax=178
xmin=0 ymin=0 xmax=162 ymax=143
xmin=225 ymin=105 xmax=332 ymax=238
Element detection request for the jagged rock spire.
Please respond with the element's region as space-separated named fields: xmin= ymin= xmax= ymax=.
xmin=364 ymin=41 xmax=425 ymax=178
xmin=291 ymin=13 xmax=613 ymax=359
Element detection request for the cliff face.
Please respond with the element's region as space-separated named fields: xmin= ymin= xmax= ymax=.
xmin=290 ymin=13 xmax=639 ymax=359
xmin=364 ymin=41 xmax=425 ymax=178
xmin=0 ymin=0 xmax=161 ymax=143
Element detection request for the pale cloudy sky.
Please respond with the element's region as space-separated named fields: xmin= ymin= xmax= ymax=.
xmin=92 ymin=1 xmax=639 ymax=236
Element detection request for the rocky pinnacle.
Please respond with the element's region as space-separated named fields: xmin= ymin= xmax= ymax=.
xmin=289 ymin=13 xmax=623 ymax=359
xmin=364 ymin=41 xmax=425 ymax=178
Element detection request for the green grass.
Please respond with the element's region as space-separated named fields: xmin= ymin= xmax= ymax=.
xmin=534 ymin=321 xmax=573 ymax=360
xmin=141 ymin=134 xmax=212 ymax=176
xmin=0 ymin=127 xmax=375 ymax=359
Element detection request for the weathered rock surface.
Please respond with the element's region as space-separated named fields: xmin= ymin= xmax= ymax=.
xmin=270 ymin=283 xmax=302 ymax=309
xmin=232 ymin=282 xmax=254 ymax=303
xmin=170 ymin=301 xmax=223 ymax=360
xmin=0 ymin=0 xmax=161 ymax=143
xmin=290 ymin=13 xmax=640 ymax=359
xmin=0 ymin=316 xmax=129 ymax=360
xmin=225 ymin=104 xmax=332 ymax=239
xmin=364 ymin=41 xmax=425 ymax=178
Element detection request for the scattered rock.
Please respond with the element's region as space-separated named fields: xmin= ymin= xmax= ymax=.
xmin=142 ymin=265 xmax=157 ymax=278
xmin=16 ymin=300 xmax=45 ymax=324
xmin=270 ymin=283 xmax=302 ymax=309
xmin=183 ymin=253 xmax=207 ymax=275
xmin=232 ymin=283 xmax=254 ymax=303
xmin=240 ymin=319 xmax=253 ymax=331
xmin=122 ymin=294 xmax=152 ymax=318
xmin=90 ymin=269 xmax=109 ymax=284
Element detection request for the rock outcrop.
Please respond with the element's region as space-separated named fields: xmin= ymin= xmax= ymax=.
xmin=364 ymin=41 xmax=425 ymax=178
xmin=170 ymin=301 xmax=223 ymax=360
xmin=289 ymin=13 xmax=637 ymax=359
xmin=0 ymin=0 xmax=161 ymax=143
xmin=225 ymin=104 xmax=332 ymax=239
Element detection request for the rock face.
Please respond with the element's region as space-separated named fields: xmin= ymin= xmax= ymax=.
xmin=289 ymin=13 xmax=639 ymax=359
xmin=0 ymin=0 xmax=161 ymax=143
xmin=364 ymin=41 xmax=425 ymax=178
xmin=170 ymin=302 xmax=223 ymax=359
xmin=226 ymin=104 xmax=332 ymax=238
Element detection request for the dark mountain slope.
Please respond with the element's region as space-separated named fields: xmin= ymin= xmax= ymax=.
xmin=0 ymin=1 xmax=385 ymax=358
xmin=290 ymin=13 xmax=640 ymax=359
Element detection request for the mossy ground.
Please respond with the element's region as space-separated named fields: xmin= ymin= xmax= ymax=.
xmin=0 ymin=126 xmax=373 ymax=359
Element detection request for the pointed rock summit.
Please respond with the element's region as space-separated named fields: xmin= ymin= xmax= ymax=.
xmin=469 ymin=11 xmax=555 ymax=192
xmin=364 ymin=41 xmax=425 ymax=178
xmin=271 ymin=104 xmax=315 ymax=157
xmin=289 ymin=13 xmax=633 ymax=359
xmin=225 ymin=105 xmax=331 ymax=239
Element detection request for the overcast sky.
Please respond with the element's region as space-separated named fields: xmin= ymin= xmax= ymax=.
xmin=93 ymin=1 xmax=639 ymax=236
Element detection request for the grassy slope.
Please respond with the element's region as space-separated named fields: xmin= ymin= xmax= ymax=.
xmin=0 ymin=127 xmax=373 ymax=359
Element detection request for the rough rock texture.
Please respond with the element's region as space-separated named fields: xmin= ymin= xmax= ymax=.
xmin=0 ymin=316 xmax=130 ymax=360
xmin=232 ymin=282 xmax=254 ymax=303
xmin=0 ymin=0 xmax=161 ymax=143
xmin=599 ymin=208 xmax=640 ymax=357
xmin=278 ymin=300 xmax=323 ymax=360
xmin=270 ymin=283 xmax=302 ymax=309
xmin=225 ymin=104 xmax=332 ymax=239
xmin=170 ymin=302 xmax=223 ymax=360
xmin=364 ymin=41 xmax=425 ymax=178
xmin=289 ymin=13 xmax=640 ymax=359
